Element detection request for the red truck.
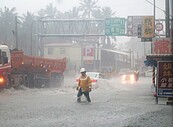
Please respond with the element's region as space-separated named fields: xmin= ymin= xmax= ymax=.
xmin=0 ymin=44 xmax=66 ymax=88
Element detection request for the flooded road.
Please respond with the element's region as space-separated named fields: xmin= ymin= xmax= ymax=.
xmin=0 ymin=76 xmax=172 ymax=127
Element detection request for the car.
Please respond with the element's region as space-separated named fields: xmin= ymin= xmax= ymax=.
xmin=118 ymin=68 xmax=139 ymax=84
xmin=76 ymin=72 xmax=108 ymax=88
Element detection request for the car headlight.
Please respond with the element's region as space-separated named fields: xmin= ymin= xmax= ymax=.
xmin=122 ymin=75 xmax=126 ymax=80
xmin=130 ymin=74 xmax=135 ymax=80
xmin=0 ymin=77 xmax=5 ymax=84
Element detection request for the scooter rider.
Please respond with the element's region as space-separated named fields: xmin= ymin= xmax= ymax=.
xmin=76 ymin=68 xmax=92 ymax=103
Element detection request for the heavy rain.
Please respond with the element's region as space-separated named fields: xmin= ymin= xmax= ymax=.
xmin=0 ymin=0 xmax=173 ymax=127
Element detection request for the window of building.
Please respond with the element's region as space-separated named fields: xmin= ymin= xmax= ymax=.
xmin=48 ymin=47 xmax=54 ymax=55
xmin=60 ymin=48 xmax=65 ymax=54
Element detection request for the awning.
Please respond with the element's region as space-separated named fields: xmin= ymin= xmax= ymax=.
xmin=144 ymin=54 xmax=173 ymax=67
xmin=146 ymin=54 xmax=173 ymax=61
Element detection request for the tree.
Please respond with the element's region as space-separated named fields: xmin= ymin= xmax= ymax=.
xmin=101 ymin=7 xmax=116 ymax=18
xmin=38 ymin=3 xmax=58 ymax=18
xmin=92 ymin=7 xmax=116 ymax=49
xmin=19 ymin=11 xmax=35 ymax=55
xmin=64 ymin=7 xmax=81 ymax=19
xmin=0 ymin=7 xmax=18 ymax=48
xmin=79 ymin=0 xmax=99 ymax=18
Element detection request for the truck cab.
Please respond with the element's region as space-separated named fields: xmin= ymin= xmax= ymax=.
xmin=0 ymin=44 xmax=11 ymax=88
xmin=0 ymin=45 xmax=10 ymax=65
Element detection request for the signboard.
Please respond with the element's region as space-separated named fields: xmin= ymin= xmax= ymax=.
xmin=142 ymin=16 xmax=154 ymax=38
xmin=157 ymin=61 xmax=173 ymax=97
xmin=105 ymin=18 xmax=125 ymax=36
xmin=155 ymin=22 xmax=163 ymax=31
xmin=84 ymin=60 xmax=93 ymax=64
xmin=83 ymin=45 xmax=94 ymax=57
xmin=127 ymin=16 xmax=143 ymax=36
xmin=83 ymin=45 xmax=94 ymax=61
xmin=141 ymin=38 xmax=152 ymax=42
xmin=141 ymin=16 xmax=154 ymax=42
xmin=153 ymin=38 xmax=173 ymax=54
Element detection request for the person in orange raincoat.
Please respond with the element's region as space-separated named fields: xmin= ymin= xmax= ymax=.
xmin=76 ymin=68 xmax=92 ymax=103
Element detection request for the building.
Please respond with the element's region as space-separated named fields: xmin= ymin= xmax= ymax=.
xmin=44 ymin=43 xmax=82 ymax=72
xmin=44 ymin=43 xmax=101 ymax=72
xmin=43 ymin=43 xmax=134 ymax=73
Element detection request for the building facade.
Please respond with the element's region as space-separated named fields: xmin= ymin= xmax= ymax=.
xmin=43 ymin=43 xmax=100 ymax=72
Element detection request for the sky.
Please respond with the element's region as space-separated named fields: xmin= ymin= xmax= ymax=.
xmin=0 ymin=0 xmax=166 ymax=44
xmin=0 ymin=0 xmax=165 ymax=19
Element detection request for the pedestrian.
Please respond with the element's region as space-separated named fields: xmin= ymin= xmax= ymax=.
xmin=134 ymin=69 xmax=139 ymax=81
xmin=76 ymin=68 xmax=92 ymax=103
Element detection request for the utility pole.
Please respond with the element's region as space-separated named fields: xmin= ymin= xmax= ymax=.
xmin=153 ymin=0 xmax=155 ymax=38
xmin=151 ymin=0 xmax=155 ymax=54
xmin=153 ymin=0 xmax=157 ymax=104
xmin=15 ymin=16 xmax=18 ymax=49
xmin=171 ymin=0 xmax=173 ymax=41
xmin=165 ymin=0 xmax=170 ymax=37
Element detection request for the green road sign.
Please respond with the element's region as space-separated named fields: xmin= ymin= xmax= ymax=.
xmin=105 ymin=18 xmax=126 ymax=36
xmin=141 ymin=37 xmax=152 ymax=42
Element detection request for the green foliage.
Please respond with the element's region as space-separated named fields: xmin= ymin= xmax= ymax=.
xmin=0 ymin=1 xmax=117 ymax=54
xmin=0 ymin=7 xmax=18 ymax=46
xmin=79 ymin=0 xmax=99 ymax=18
xmin=92 ymin=6 xmax=116 ymax=49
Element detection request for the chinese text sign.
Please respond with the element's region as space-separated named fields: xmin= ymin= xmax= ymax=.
xmin=157 ymin=61 xmax=173 ymax=97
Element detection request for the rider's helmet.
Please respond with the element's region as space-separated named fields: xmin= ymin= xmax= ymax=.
xmin=80 ymin=68 xmax=86 ymax=73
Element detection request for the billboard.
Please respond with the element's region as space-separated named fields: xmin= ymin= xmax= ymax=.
xmin=157 ymin=61 xmax=173 ymax=97
xmin=105 ymin=18 xmax=126 ymax=36
xmin=153 ymin=38 xmax=173 ymax=54
xmin=83 ymin=46 xmax=94 ymax=57
xmin=127 ymin=16 xmax=143 ymax=36
xmin=142 ymin=16 xmax=155 ymax=38
xmin=127 ymin=16 xmax=155 ymax=40
xmin=83 ymin=45 xmax=94 ymax=62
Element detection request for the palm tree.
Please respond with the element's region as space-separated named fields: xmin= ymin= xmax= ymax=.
xmin=101 ymin=7 xmax=116 ymax=18
xmin=19 ymin=11 xmax=35 ymax=55
xmin=92 ymin=7 xmax=116 ymax=49
xmin=0 ymin=7 xmax=18 ymax=47
xmin=79 ymin=0 xmax=99 ymax=18
xmin=64 ymin=7 xmax=81 ymax=19
xmin=38 ymin=3 xmax=58 ymax=18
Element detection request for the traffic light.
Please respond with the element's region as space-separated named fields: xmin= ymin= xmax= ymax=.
xmin=137 ymin=24 xmax=142 ymax=38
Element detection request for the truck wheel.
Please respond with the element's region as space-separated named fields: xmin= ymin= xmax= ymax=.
xmin=27 ymin=74 xmax=34 ymax=88
xmin=49 ymin=73 xmax=64 ymax=87
xmin=56 ymin=74 xmax=64 ymax=87
xmin=60 ymin=75 xmax=64 ymax=86
xmin=5 ymin=75 xmax=11 ymax=89
xmin=49 ymin=73 xmax=58 ymax=87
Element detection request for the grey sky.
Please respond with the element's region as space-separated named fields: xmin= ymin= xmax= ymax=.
xmin=0 ymin=0 xmax=165 ymax=19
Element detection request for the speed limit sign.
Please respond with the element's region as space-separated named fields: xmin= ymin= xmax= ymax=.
xmin=155 ymin=22 xmax=163 ymax=31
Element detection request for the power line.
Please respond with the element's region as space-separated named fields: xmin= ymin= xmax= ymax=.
xmin=145 ymin=0 xmax=165 ymax=13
